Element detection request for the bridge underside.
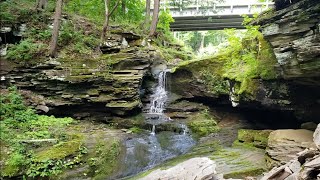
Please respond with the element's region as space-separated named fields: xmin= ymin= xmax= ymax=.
xmin=170 ymin=15 xmax=252 ymax=31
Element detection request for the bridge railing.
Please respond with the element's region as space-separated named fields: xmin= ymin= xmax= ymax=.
xmin=152 ymin=0 xmax=274 ymax=17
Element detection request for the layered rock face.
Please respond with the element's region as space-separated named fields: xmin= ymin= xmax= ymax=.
xmin=256 ymin=0 xmax=320 ymax=81
xmin=0 ymin=32 xmax=166 ymax=120
xmin=169 ymin=0 xmax=320 ymax=123
xmin=255 ymin=0 xmax=320 ymax=122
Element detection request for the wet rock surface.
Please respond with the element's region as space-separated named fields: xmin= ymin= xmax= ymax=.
xmin=139 ymin=157 xmax=217 ymax=180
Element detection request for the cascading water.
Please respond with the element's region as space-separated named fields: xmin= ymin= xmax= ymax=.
xmin=147 ymin=69 xmax=171 ymax=135
xmin=149 ymin=70 xmax=168 ymax=114
xmin=120 ymin=69 xmax=195 ymax=178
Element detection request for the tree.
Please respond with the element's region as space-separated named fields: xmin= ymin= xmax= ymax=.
xmin=144 ymin=0 xmax=151 ymax=25
xmin=49 ymin=0 xmax=63 ymax=57
xmin=36 ymin=0 xmax=48 ymax=11
xmin=149 ymin=0 xmax=160 ymax=36
xmin=121 ymin=0 xmax=126 ymax=16
xmin=100 ymin=0 xmax=121 ymax=43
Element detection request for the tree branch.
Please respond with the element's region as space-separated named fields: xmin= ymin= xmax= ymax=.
xmin=108 ymin=0 xmax=121 ymax=16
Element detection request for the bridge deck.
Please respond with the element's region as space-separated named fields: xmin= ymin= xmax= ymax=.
xmin=152 ymin=0 xmax=274 ymax=31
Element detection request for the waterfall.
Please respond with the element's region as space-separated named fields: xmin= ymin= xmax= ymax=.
xmin=149 ymin=70 xmax=169 ymax=114
xmin=227 ymin=80 xmax=239 ymax=107
xmin=151 ymin=125 xmax=156 ymax=136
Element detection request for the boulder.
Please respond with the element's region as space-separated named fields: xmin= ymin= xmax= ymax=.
xmin=314 ymin=124 xmax=320 ymax=150
xmin=262 ymin=149 xmax=320 ymax=180
xmin=266 ymin=129 xmax=316 ymax=168
xmin=139 ymin=157 xmax=216 ymax=180
xmin=301 ymin=122 xmax=318 ymax=131
xmin=236 ymin=129 xmax=273 ymax=149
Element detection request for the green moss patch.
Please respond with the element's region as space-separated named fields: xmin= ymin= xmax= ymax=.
xmin=187 ymin=111 xmax=220 ymax=138
xmin=234 ymin=129 xmax=272 ymax=149
xmin=35 ymin=140 xmax=83 ymax=162
xmin=172 ymin=26 xmax=278 ymax=99
xmin=88 ymin=139 xmax=122 ymax=180
xmin=223 ymin=167 xmax=265 ymax=179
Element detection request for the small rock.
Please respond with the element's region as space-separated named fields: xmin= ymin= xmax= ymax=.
xmin=288 ymin=160 xmax=301 ymax=173
xmin=301 ymin=122 xmax=318 ymax=131
xmin=304 ymin=156 xmax=320 ymax=168
xmin=297 ymin=148 xmax=319 ymax=163
xmin=36 ymin=105 xmax=49 ymax=113
xmin=261 ymin=165 xmax=286 ymax=180
xmin=298 ymin=167 xmax=314 ymax=180
xmin=121 ymin=37 xmax=128 ymax=48
xmin=284 ymin=171 xmax=299 ymax=180
xmin=121 ymin=129 xmax=128 ymax=132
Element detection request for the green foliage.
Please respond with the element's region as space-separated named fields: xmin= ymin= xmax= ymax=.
xmin=27 ymin=146 xmax=87 ymax=178
xmin=157 ymin=11 xmax=174 ymax=34
xmin=58 ymin=21 xmax=99 ymax=56
xmin=129 ymin=127 xmax=143 ymax=134
xmin=5 ymin=39 xmax=48 ymax=61
xmin=219 ymin=22 xmax=278 ymax=96
xmin=0 ymin=87 xmax=85 ymax=178
xmin=0 ymin=0 xmax=34 ymax=24
xmin=64 ymin=0 xmax=105 ymax=25
xmin=199 ymin=69 xmax=228 ymax=94
xmin=65 ymin=0 xmax=145 ymax=27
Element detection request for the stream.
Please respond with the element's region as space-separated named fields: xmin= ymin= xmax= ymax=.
xmin=119 ymin=70 xmax=196 ymax=178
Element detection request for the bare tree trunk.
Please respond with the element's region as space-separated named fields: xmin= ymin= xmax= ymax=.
xmin=149 ymin=0 xmax=160 ymax=36
xmin=100 ymin=0 xmax=110 ymax=43
xmin=36 ymin=0 xmax=48 ymax=11
xmin=121 ymin=0 xmax=126 ymax=16
xmin=100 ymin=0 xmax=121 ymax=43
xmin=144 ymin=0 xmax=151 ymax=24
xmin=49 ymin=0 xmax=63 ymax=58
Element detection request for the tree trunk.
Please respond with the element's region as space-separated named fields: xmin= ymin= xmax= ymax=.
xmin=144 ymin=0 xmax=151 ymax=24
xmin=36 ymin=0 xmax=48 ymax=11
xmin=101 ymin=0 xmax=110 ymax=43
xmin=100 ymin=0 xmax=121 ymax=43
xmin=122 ymin=0 xmax=126 ymax=16
xmin=149 ymin=0 xmax=160 ymax=36
xmin=49 ymin=0 xmax=63 ymax=58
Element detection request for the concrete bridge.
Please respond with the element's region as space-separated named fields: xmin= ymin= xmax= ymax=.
xmin=153 ymin=0 xmax=274 ymax=31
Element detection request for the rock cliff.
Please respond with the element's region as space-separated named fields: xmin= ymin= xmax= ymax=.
xmin=169 ymin=0 xmax=320 ymax=123
xmin=0 ymin=32 xmax=166 ymax=120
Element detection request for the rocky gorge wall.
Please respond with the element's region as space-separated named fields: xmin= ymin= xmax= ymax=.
xmin=0 ymin=31 xmax=167 ymax=121
xmin=169 ymin=0 xmax=320 ymax=123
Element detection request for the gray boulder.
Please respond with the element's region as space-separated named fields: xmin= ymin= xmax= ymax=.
xmin=266 ymin=129 xmax=316 ymax=168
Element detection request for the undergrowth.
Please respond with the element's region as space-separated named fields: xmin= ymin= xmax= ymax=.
xmin=0 ymin=86 xmax=86 ymax=178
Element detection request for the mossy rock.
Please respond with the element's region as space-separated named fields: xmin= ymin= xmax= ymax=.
xmin=223 ymin=167 xmax=265 ymax=179
xmin=35 ymin=140 xmax=83 ymax=162
xmin=234 ymin=129 xmax=273 ymax=149
xmin=187 ymin=111 xmax=220 ymax=137
xmin=106 ymin=100 xmax=141 ymax=109
xmin=88 ymin=139 xmax=122 ymax=180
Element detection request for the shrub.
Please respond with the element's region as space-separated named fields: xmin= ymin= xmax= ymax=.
xmin=6 ymin=39 xmax=48 ymax=61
